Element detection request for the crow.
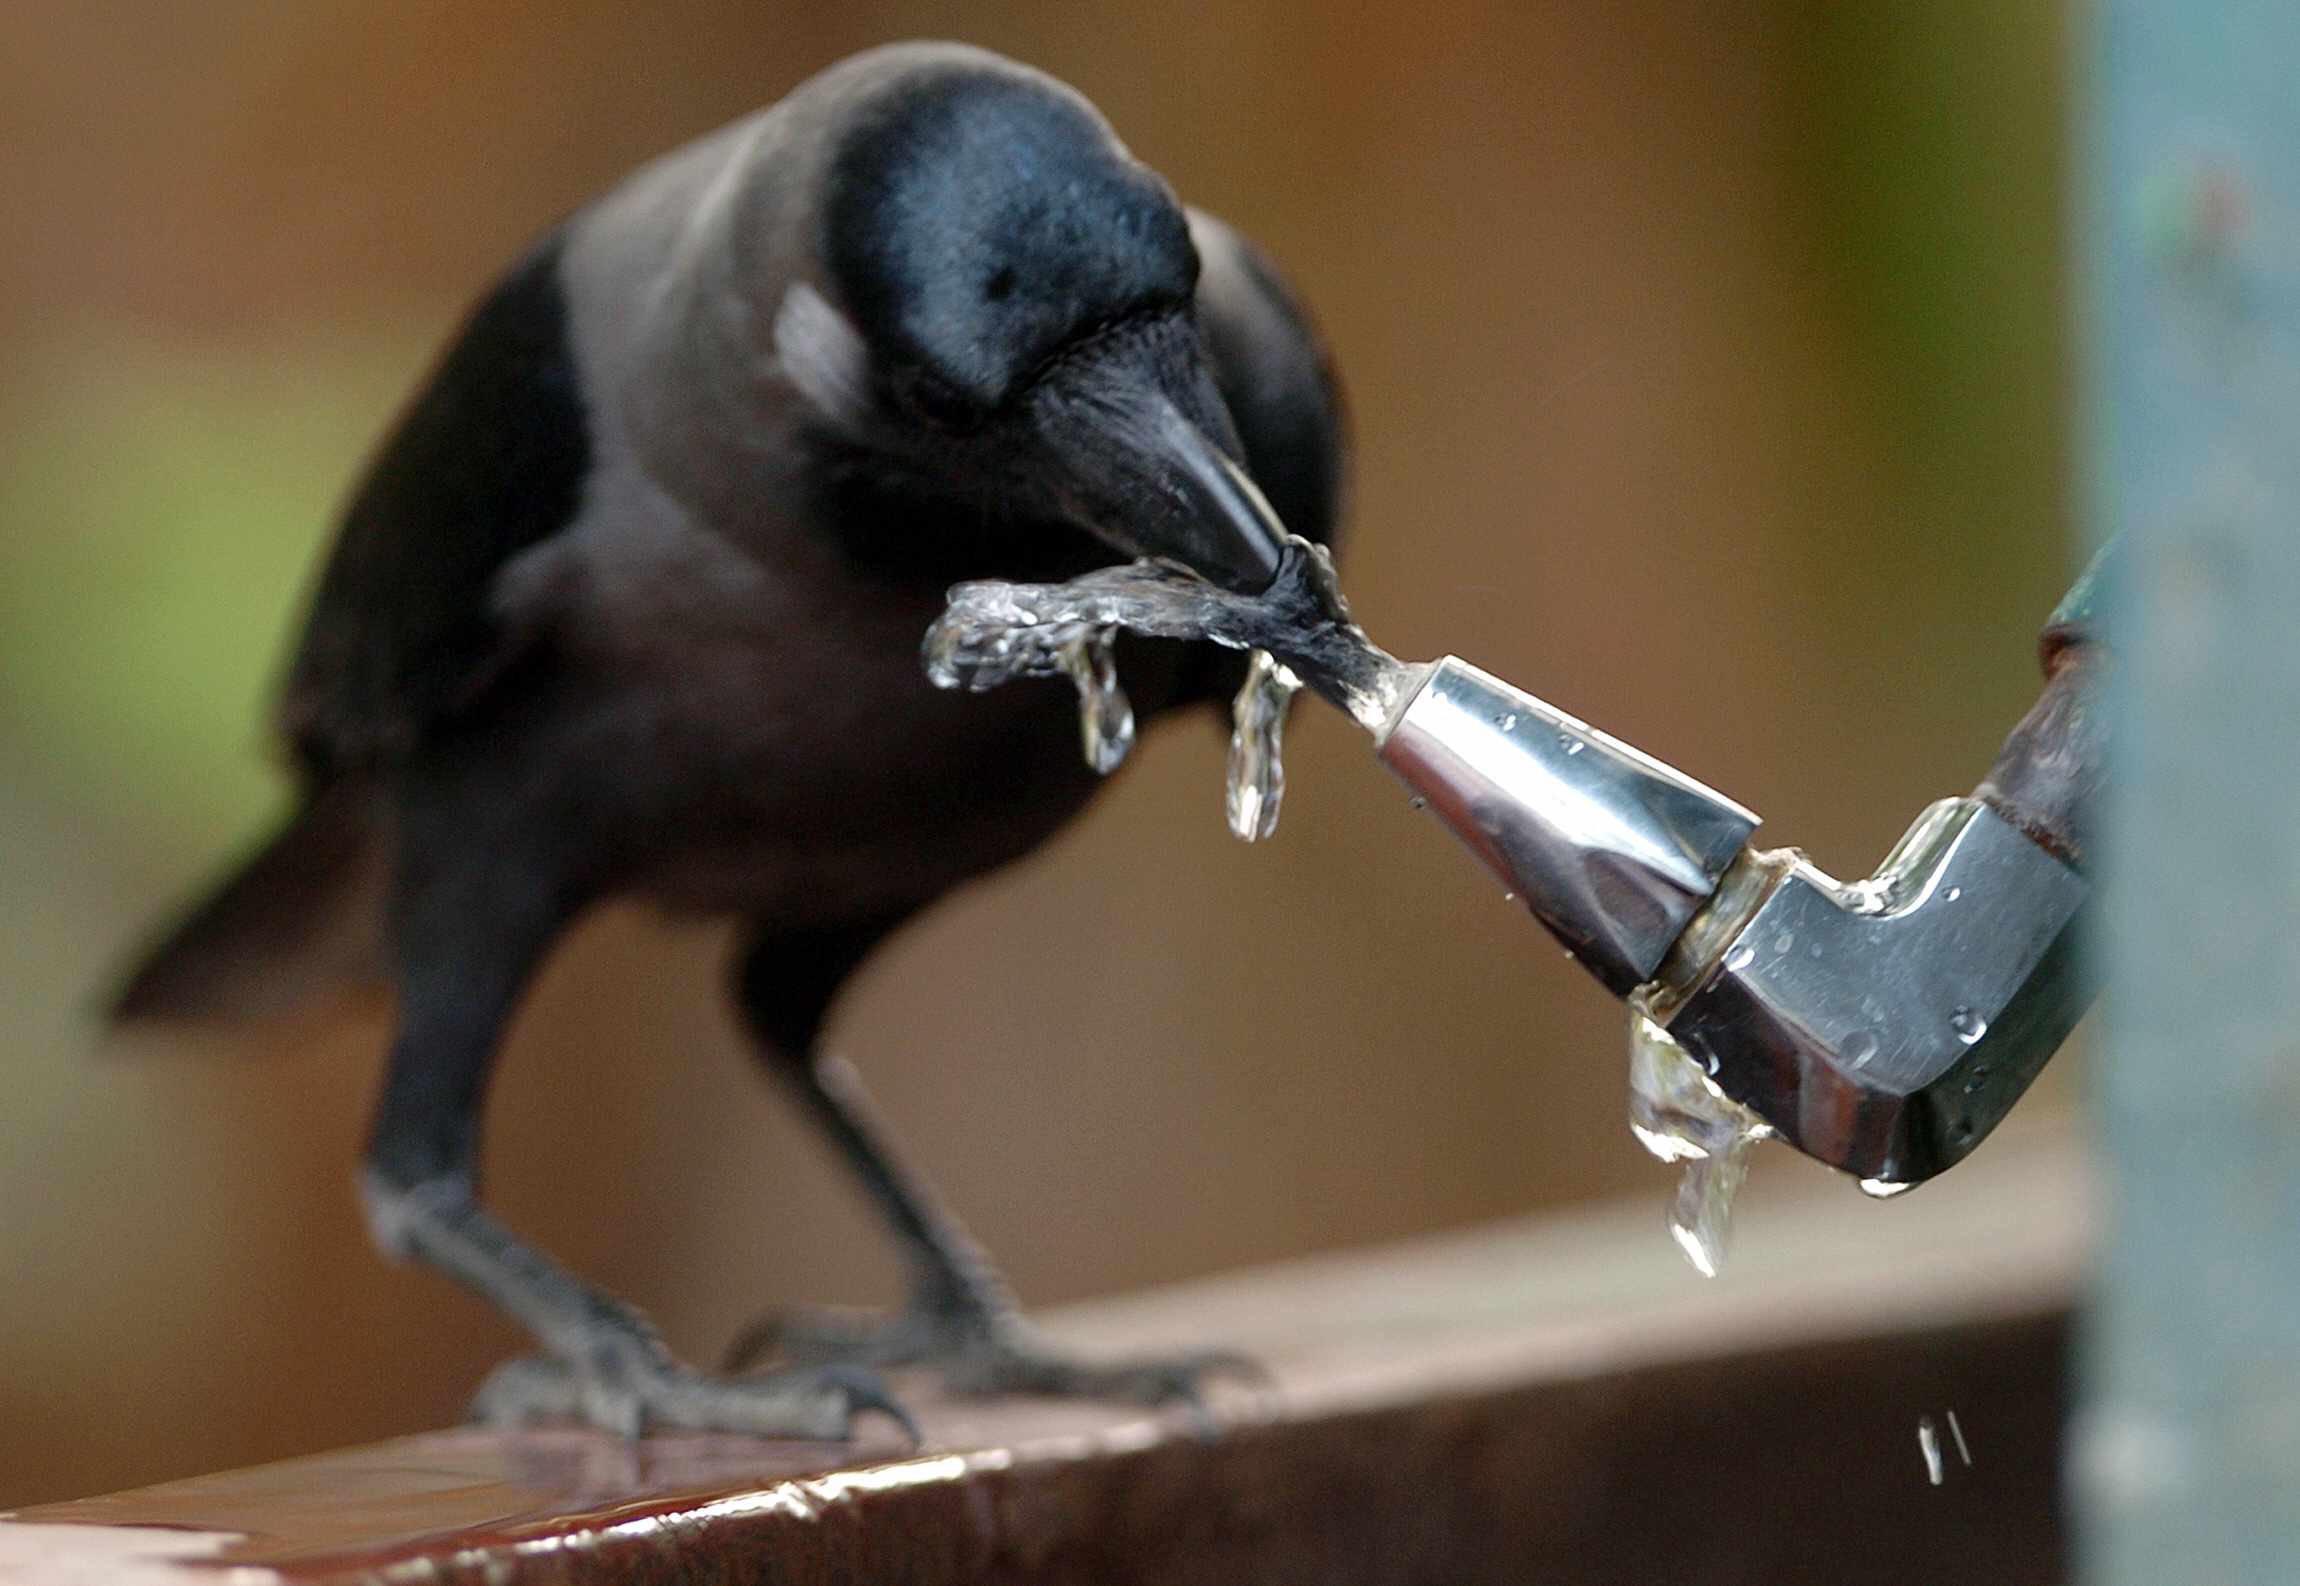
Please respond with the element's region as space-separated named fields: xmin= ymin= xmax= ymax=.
xmin=113 ymin=40 xmax=1345 ymax=1438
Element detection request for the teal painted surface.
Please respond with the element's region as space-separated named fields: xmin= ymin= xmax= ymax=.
xmin=2079 ymin=1 xmax=2300 ymax=1581
xmin=2051 ymin=540 xmax=2118 ymax=634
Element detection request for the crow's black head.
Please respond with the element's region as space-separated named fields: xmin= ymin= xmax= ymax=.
xmin=778 ymin=51 xmax=1284 ymax=593
xmin=822 ymin=65 xmax=1197 ymax=416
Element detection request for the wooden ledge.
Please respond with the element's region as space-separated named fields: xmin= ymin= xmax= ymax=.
xmin=2 ymin=1130 xmax=2087 ymax=1584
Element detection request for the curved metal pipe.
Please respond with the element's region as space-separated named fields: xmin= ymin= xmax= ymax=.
xmin=1374 ymin=556 xmax=2109 ymax=1185
xmin=1647 ymin=800 xmax=2088 ymax=1183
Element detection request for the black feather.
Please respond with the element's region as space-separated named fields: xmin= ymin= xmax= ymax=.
xmin=280 ymin=232 xmax=589 ymax=779
xmin=823 ymin=64 xmax=1196 ymax=409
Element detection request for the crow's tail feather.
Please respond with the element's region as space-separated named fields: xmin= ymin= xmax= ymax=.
xmin=109 ymin=779 xmax=389 ymax=1023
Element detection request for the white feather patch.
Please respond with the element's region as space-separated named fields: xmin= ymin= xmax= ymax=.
xmin=773 ymin=282 xmax=872 ymax=429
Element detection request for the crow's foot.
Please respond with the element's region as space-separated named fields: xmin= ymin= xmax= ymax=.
xmin=471 ymin=1333 xmax=916 ymax=1443
xmin=727 ymin=1298 xmax=1265 ymax=1428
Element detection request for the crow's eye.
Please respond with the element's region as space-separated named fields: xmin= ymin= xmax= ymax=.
xmin=890 ymin=366 xmax=987 ymax=434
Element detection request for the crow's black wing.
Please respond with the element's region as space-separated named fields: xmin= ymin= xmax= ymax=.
xmin=279 ymin=231 xmax=591 ymax=779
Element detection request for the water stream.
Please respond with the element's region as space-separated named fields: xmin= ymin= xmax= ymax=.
xmin=924 ymin=538 xmax=1414 ymax=839
xmin=1625 ymin=986 xmax=1775 ymax=1277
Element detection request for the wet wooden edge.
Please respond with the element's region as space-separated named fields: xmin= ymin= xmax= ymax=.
xmin=2 ymin=1123 xmax=2089 ymax=1585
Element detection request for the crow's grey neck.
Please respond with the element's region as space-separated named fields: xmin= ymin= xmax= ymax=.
xmin=559 ymin=106 xmax=827 ymax=536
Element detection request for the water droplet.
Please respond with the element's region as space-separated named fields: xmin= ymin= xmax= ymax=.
xmin=922 ymin=622 xmax=964 ymax=690
xmin=1056 ymin=629 xmax=1135 ymax=775
xmin=1224 ymin=650 xmax=1300 ymax=842
xmin=1773 ymin=931 xmax=1795 ymax=955
xmin=1842 ymin=1029 xmax=1880 ymax=1070
xmin=1409 ymin=795 xmax=1427 ymax=811
xmin=1626 ymin=986 xmax=1774 ymax=1278
xmin=1947 ymin=1410 xmax=1971 ymax=1467
xmin=1962 ymin=1065 xmax=1991 ymax=1096
xmin=1723 ymin=943 xmax=1756 ymax=973
xmin=1950 ymin=1007 xmax=1988 ymax=1045
xmin=1502 ymin=891 xmax=1518 ymax=904
xmin=1807 ymin=940 xmax=1824 ymax=960
xmin=1563 ymin=738 xmax=1586 ymax=756
xmin=1859 ymin=1177 xmax=1916 ymax=1200
xmin=1503 ymin=713 xmax=1518 ymax=731
xmin=1946 ymin=886 xmax=1963 ymax=902
xmin=1918 ymin=1417 xmax=1945 ymax=1485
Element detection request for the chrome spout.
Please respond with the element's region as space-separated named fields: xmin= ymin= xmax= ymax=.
xmin=1369 ymin=578 xmax=2105 ymax=1188
xmin=1374 ymin=657 xmax=1760 ymax=996
xmin=1647 ymin=798 xmax=2089 ymax=1184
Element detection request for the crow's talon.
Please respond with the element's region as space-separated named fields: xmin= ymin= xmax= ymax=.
xmin=470 ymin=1347 xmax=916 ymax=1443
xmin=727 ymin=1301 xmax=1265 ymax=1427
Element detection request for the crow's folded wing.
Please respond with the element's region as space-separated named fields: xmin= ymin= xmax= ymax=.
xmin=279 ymin=231 xmax=591 ymax=778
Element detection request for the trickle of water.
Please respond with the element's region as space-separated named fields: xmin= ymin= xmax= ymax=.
xmin=1858 ymin=1176 xmax=1917 ymax=1200
xmin=921 ymin=594 xmax=1008 ymax=691
xmin=1844 ymin=877 xmax=1892 ymax=916
xmin=922 ymin=540 xmax=1422 ymax=852
xmin=1627 ymin=986 xmax=1774 ymax=1277
xmin=1913 ymin=1410 xmax=1974 ymax=1483
xmin=920 ymin=538 xmax=1417 ymax=731
xmin=1226 ymin=650 xmax=1302 ymax=842
xmin=1056 ymin=629 xmax=1136 ymax=774
xmin=1950 ymin=1006 xmax=1988 ymax=1045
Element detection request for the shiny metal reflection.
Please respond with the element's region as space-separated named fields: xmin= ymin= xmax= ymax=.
xmin=1375 ymin=657 xmax=1760 ymax=994
xmin=1656 ymin=799 xmax=2088 ymax=1184
xmin=1372 ymin=654 xmax=2087 ymax=1187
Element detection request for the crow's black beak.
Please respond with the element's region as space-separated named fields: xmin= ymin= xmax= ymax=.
xmin=1114 ymin=393 xmax=1286 ymax=593
xmin=1029 ymin=323 xmax=1286 ymax=595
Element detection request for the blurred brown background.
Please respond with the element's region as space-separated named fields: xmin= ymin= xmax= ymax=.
xmin=0 ymin=0 xmax=2072 ymax=1505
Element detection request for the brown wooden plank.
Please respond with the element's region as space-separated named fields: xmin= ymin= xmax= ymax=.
xmin=1 ymin=1127 xmax=2086 ymax=1584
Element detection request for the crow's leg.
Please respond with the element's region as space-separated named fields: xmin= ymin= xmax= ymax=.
xmin=359 ymin=799 xmax=911 ymax=1441
xmin=724 ymin=922 xmax=1262 ymax=1416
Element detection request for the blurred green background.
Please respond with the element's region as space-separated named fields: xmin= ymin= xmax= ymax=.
xmin=0 ymin=0 xmax=2072 ymax=1503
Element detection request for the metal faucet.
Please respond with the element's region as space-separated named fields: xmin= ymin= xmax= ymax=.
xmin=1373 ymin=550 xmax=2111 ymax=1188
xmin=920 ymin=536 xmax=2112 ymax=1189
